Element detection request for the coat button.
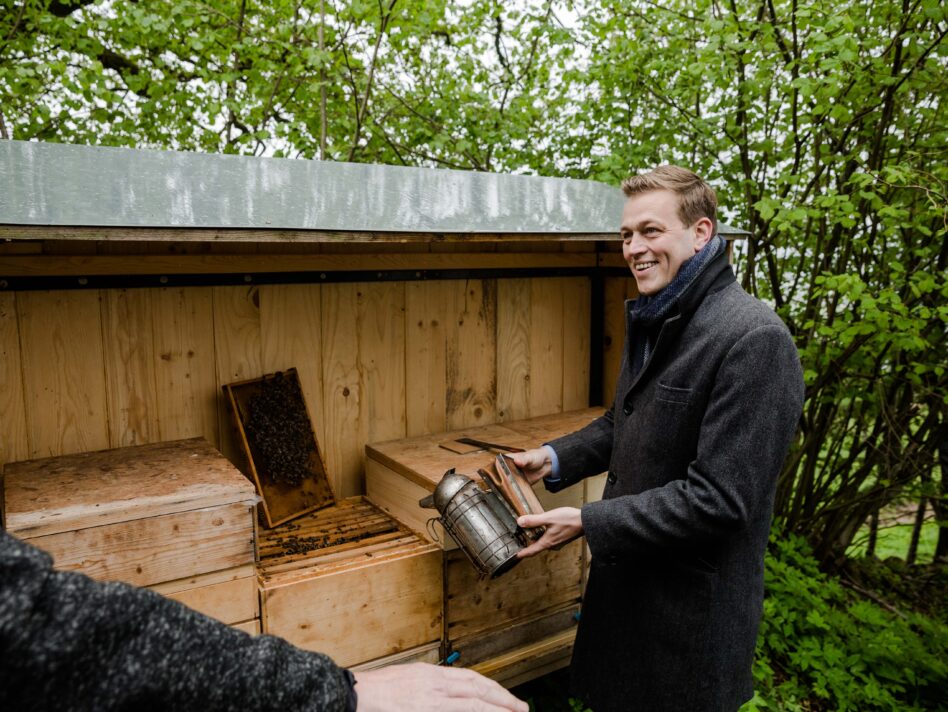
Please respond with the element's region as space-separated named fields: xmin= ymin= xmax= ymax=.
xmin=607 ymin=471 xmax=617 ymax=485
xmin=622 ymin=403 xmax=633 ymax=416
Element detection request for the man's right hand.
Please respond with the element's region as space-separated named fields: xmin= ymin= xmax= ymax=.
xmin=510 ymin=447 xmax=553 ymax=484
xmin=353 ymin=663 xmax=528 ymax=711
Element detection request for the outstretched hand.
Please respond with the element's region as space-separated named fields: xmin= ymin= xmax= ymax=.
xmin=353 ymin=662 xmax=528 ymax=712
xmin=509 ymin=447 xmax=552 ymax=484
xmin=516 ymin=507 xmax=584 ymax=559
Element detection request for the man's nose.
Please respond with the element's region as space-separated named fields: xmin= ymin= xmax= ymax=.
xmin=623 ymin=234 xmax=646 ymax=257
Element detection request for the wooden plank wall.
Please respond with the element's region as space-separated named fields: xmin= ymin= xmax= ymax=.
xmin=0 ymin=276 xmax=623 ymax=499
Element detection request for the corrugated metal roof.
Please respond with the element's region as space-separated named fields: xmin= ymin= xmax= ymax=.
xmin=0 ymin=140 xmax=747 ymax=236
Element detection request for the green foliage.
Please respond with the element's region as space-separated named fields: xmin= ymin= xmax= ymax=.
xmin=2 ymin=0 xmax=946 ymax=562
xmin=742 ymin=535 xmax=948 ymax=711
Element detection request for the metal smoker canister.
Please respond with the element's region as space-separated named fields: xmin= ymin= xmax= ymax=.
xmin=420 ymin=469 xmax=523 ymax=578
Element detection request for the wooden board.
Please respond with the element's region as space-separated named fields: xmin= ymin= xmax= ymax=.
xmin=152 ymin=287 xmax=219 ymax=447
xmin=445 ymin=541 xmax=583 ymax=641
xmin=0 ymin=292 xmax=28 ymax=465
xmin=450 ymin=604 xmax=578 ymax=668
xmin=4 ymin=438 xmax=257 ymax=537
xmin=17 ymin=290 xmax=110 ymax=458
xmin=232 ymin=619 xmax=261 ymax=635
xmin=102 ymin=289 xmax=159 ymax=447
xmin=25 ymin=501 xmax=255 ymax=587
xmin=258 ymin=497 xmax=442 ymax=666
xmin=223 ymin=368 xmax=334 ymax=528
xmin=365 ymin=408 xmax=603 ymax=493
xmin=405 ymin=281 xmax=449 ymax=437
xmin=151 ymin=565 xmax=259 ymax=625
xmin=471 ymin=628 xmax=575 ymax=687
xmin=349 ymin=642 xmax=441 ymax=671
xmin=446 ymin=280 xmax=496 ymax=430
xmin=262 ymin=545 xmax=441 ymax=667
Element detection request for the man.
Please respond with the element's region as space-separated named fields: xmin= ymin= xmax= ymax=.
xmin=513 ymin=166 xmax=804 ymax=711
xmin=0 ymin=530 xmax=527 ymax=712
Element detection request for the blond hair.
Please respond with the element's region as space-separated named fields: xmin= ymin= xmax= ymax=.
xmin=621 ymin=166 xmax=718 ymax=234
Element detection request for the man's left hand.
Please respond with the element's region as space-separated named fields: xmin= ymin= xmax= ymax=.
xmin=516 ymin=507 xmax=583 ymax=558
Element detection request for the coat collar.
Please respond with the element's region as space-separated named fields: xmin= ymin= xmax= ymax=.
xmin=625 ymin=247 xmax=735 ymax=391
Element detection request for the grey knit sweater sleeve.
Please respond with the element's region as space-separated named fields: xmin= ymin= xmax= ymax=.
xmin=0 ymin=531 xmax=350 ymax=712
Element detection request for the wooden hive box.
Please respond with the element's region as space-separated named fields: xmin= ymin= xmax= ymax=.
xmin=257 ymin=496 xmax=442 ymax=668
xmin=2 ymin=438 xmax=260 ymax=631
xmin=365 ymin=407 xmax=605 ymax=684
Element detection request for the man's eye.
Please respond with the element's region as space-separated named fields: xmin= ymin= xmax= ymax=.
xmin=644 ymin=227 xmax=660 ymax=236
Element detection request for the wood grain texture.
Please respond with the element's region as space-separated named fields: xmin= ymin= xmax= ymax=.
xmin=26 ymin=502 xmax=255 ymax=587
xmin=321 ymin=283 xmax=363 ymax=499
xmin=4 ymin=438 xmax=256 ymax=537
xmin=496 ymin=279 xmax=531 ymax=423
xmin=359 ymin=283 xmax=407 ymax=446
xmin=446 ymin=280 xmax=496 ymax=430
xmin=17 ymin=290 xmax=110 ymax=458
xmin=261 ymin=546 xmax=442 ymax=667
xmin=528 ymin=279 xmax=564 ymax=417
xmin=152 ymin=288 xmax=218 ymax=446
xmin=158 ymin=571 xmax=259 ymax=625
xmin=0 ymin=293 xmax=28 ymax=465
xmin=561 ymin=277 xmax=591 ymax=411
xmin=404 ymin=282 xmax=448 ymax=437
xmin=102 ymin=289 xmax=159 ymax=447
xmin=445 ymin=541 xmax=583 ymax=640
xmin=214 ymin=286 xmax=263 ymax=464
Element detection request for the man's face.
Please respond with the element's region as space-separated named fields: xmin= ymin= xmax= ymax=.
xmin=620 ymin=190 xmax=713 ymax=296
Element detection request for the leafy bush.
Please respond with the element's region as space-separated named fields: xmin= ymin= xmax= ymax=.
xmin=743 ymin=535 xmax=948 ymax=711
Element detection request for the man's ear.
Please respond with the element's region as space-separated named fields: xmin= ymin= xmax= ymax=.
xmin=693 ymin=217 xmax=714 ymax=252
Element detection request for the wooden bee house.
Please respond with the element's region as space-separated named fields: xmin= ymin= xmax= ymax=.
xmin=0 ymin=141 xmax=746 ymax=685
xmin=2 ymin=438 xmax=260 ymax=632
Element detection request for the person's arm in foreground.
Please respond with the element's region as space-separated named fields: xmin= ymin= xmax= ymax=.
xmin=0 ymin=531 xmax=527 ymax=712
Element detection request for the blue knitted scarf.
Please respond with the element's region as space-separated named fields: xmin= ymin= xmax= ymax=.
xmin=628 ymin=235 xmax=724 ymax=367
xmin=629 ymin=235 xmax=725 ymax=327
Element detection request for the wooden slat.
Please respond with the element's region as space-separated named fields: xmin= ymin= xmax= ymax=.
xmin=446 ymin=280 xmax=497 ymax=430
xmin=445 ymin=541 xmax=583 ymax=641
xmin=349 ymin=642 xmax=441 ymax=671
xmin=404 ymin=281 xmax=448 ymax=437
xmin=213 ymin=286 xmax=263 ymax=464
xmin=0 ymin=293 xmax=28 ymax=465
xmin=561 ymin=277 xmax=591 ymax=411
xmin=451 ymin=604 xmax=579 ymax=666
xmin=152 ymin=287 xmax=219 ymax=447
xmin=321 ymin=283 xmax=363 ymax=499
xmin=4 ymin=438 xmax=256 ymax=537
xmin=102 ymin=289 xmax=159 ymax=447
xmin=471 ymin=629 xmax=575 ymax=687
xmin=0 ymin=252 xmax=598 ymax=276
xmin=232 ymin=619 xmax=261 ymax=635
xmin=17 ymin=290 xmax=110 ymax=458
xmin=25 ymin=502 xmax=255 ymax=587
xmin=528 ymin=279 xmax=564 ymax=417
xmin=496 ymin=280 xmax=531 ymax=423
xmin=360 ymin=282 xmax=407 ymax=446
xmin=261 ymin=546 xmax=442 ymax=667
xmin=154 ymin=568 xmax=259 ymax=624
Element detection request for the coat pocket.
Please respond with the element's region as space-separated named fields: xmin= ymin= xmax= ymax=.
xmin=655 ymin=382 xmax=694 ymax=405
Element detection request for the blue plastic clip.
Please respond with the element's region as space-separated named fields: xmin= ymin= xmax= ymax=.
xmin=440 ymin=651 xmax=461 ymax=666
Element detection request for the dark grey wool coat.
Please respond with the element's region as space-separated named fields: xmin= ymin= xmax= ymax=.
xmin=0 ymin=531 xmax=351 ymax=711
xmin=547 ymin=249 xmax=804 ymax=712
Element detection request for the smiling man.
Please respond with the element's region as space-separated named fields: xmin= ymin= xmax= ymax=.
xmin=513 ymin=166 xmax=804 ymax=711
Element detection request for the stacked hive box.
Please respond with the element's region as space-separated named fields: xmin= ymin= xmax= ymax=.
xmin=2 ymin=438 xmax=261 ymax=632
xmin=255 ymin=497 xmax=442 ymax=668
xmin=365 ymin=407 xmax=605 ymax=686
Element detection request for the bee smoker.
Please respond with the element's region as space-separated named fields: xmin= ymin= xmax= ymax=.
xmin=419 ymin=468 xmax=525 ymax=579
